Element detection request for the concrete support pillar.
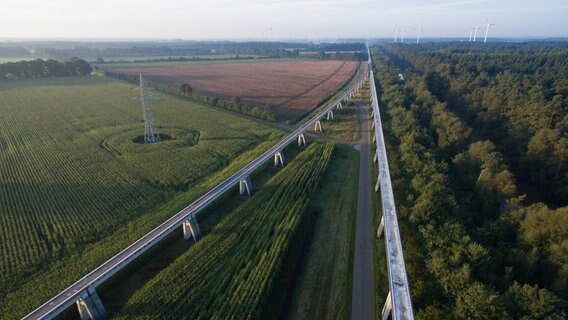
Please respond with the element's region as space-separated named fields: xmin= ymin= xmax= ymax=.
xmin=314 ymin=120 xmax=323 ymax=133
xmin=371 ymin=120 xmax=375 ymax=129
xmin=76 ymin=287 xmax=108 ymax=320
xmin=381 ymin=291 xmax=393 ymax=320
xmin=297 ymin=133 xmax=306 ymax=147
xmin=375 ymin=173 xmax=381 ymax=192
xmin=377 ymin=215 xmax=385 ymax=238
xmin=373 ymin=133 xmax=376 ymax=143
xmin=183 ymin=214 xmax=202 ymax=243
xmin=373 ymin=150 xmax=378 ymax=163
xmin=239 ymin=175 xmax=253 ymax=196
xmin=274 ymin=150 xmax=285 ymax=167
xmin=337 ymin=102 xmax=342 ymax=110
xmin=327 ymin=110 xmax=334 ymax=121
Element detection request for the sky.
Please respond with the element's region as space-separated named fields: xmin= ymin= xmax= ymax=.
xmin=1 ymin=0 xmax=567 ymax=40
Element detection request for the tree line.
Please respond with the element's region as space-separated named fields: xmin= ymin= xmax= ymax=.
xmin=301 ymin=51 xmax=366 ymax=61
xmin=0 ymin=46 xmax=30 ymax=57
xmin=371 ymin=45 xmax=566 ymax=319
xmin=0 ymin=58 xmax=92 ymax=80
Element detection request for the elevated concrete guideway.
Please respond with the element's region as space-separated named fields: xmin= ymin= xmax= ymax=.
xmin=23 ymin=64 xmax=369 ymax=320
xmin=368 ymin=44 xmax=414 ymax=320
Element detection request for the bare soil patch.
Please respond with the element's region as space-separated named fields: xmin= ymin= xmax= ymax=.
xmin=110 ymin=60 xmax=357 ymax=121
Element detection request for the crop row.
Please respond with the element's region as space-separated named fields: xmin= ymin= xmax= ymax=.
xmin=0 ymin=83 xmax=156 ymax=283
xmin=0 ymin=75 xmax=280 ymax=316
xmin=116 ymin=142 xmax=335 ymax=319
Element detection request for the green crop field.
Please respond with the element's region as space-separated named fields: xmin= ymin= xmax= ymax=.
xmin=115 ymin=142 xmax=334 ymax=319
xmin=0 ymin=75 xmax=281 ymax=318
xmin=286 ymin=144 xmax=359 ymax=320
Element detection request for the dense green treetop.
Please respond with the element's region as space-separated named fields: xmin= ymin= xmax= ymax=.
xmin=0 ymin=58 xmax=92 ymax=80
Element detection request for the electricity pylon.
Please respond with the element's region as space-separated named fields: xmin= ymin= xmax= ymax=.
xmin=139 ymin=74 xmax=161 ymax=143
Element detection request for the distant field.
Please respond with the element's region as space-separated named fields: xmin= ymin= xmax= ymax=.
xmin=0 ymin=75 xmax=280 ymax=317
xmin=105 ymin=60 xmax=358 ymax=121
xmin=94 ymin=57 xmax=288 ymax=68
xmin=89 ymin=54 xmax=264 ymax=63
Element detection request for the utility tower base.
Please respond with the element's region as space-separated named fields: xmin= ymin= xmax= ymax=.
xmin=76 ymin=287 xmax=108 ymax=320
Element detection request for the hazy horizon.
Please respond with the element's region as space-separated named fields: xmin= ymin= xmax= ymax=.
xmin=1 ymin=0 xmax=567 ymax=40
xmin=0 ymin=35 xmax=567 ymax=42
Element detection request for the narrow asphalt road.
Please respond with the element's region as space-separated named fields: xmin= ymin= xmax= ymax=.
xmin=351 ymin=103 xmax=375 ymax=320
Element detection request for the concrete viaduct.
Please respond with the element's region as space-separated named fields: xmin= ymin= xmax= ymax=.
xmin=366 ymin=44 xmax=414 ymax=320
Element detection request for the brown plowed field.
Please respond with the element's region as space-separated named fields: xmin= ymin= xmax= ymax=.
xmin=111 ymin=60 xmax=358 ymax=121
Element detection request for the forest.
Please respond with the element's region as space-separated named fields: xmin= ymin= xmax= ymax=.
xmin=371 ymin=42 xmax=567 ymax=319
xmin=0 ymin=58 xmax=92 ymax=79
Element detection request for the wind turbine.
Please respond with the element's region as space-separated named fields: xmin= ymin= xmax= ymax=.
xmin=484 ymin=18 xmax=496 ymax=43
xmin=401 ymin=28 xmax=405 ymax=43
xmin=394 ymin=25 xmax=399 ymax=43
xmin=473 ymin=25 xmax=479 ymax=42
xmin=416 ymin=22 xmax=424 ymax=44
xmin=469 ymin=27 xmax=474 ymax=42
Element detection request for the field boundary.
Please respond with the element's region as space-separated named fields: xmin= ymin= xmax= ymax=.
xmin=103 ymin=58 xmax=361 ymax=123
xmin=291 ymin=60 xmax=364 ymax=126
